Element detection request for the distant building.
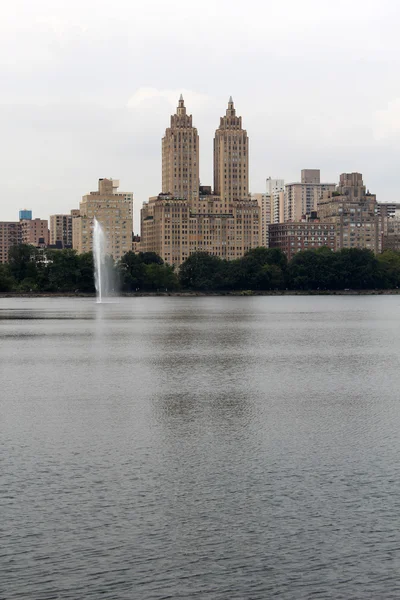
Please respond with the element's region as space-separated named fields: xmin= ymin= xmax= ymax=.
xmin=318 ymin=173 xmax=380 ymax=253
xmin=132 ymin=234 xmax=141 ymax=253
xmin=49 ymin=214 xmax=73 ymax=247
xmin=214 ymin=97 xmax=249 ymax=204
xmin=377 ymin=203 xmax=400 ymax=251
xmin=251 ymin=193 xmax=271 ymax=247
xmin=267 ymin=177 xmax=285 ymax=224
xmin=140 ymin=97 xmax=260 ymax=266
xmin=72 ymin=178 xmax=133 ymax=260
xmin=19 ymin=209 xmax=32 ymax=221
xmin=20 ymin=218 xmax=49 ymax=246
xmin=0 ymin=221 xmax=19 ymax=263
xmin=162 ymin=95 xmax=199 ymax=202
xmin=269 ymin=219 xmax=337 ymax=260
xmin=284 ymin=170 xmax=336 ymax=222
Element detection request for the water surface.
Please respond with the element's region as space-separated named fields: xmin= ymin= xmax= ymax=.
xmin=1 ymin=296 xmax=400 ymax=599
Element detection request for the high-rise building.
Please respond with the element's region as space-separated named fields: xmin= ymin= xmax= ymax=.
xmin=0 ymin=221 xmax=19 ymax=263
xmin=162 ymin=95 xmax=199 ymax=202
xmin=214 ymin=98 xmax=249 ymax=203
xmin=72 ymin=178 xmax=133 ymax=260
xmin=317 ymin=173 xmax=380 ymax=253
xmin=251 ymin=193 xmax=270 ymax=247
xmin=20 ymin=218 xmax=49 ymax=246
xmin=140 ymin=97 xmax=260 ymax=266
xmin=267 ymin=178 xmax=285 ymax=224
xmin=284 ymin=170 xmax=336 ymax=222
xmin=49 ymin=214 xmax=73 ymax=247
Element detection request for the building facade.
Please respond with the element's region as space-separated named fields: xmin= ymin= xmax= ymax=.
xmin=214 ymin=98 xmax=249 ymax=203
xmin=20 ymin=218 xmax=49 ymax=246
xmin=284 ymin=170 xmax=336 ymax=222
xmin=73 ymin=178 xmax=133 ymax=260
xmin=162 ymin=95 xmax=199 ymax=202
xmin=269 ymin=221 xmax=337 ymax=260
xmin=0 ymin=222 xmax=19 ymax=263
xmin=267 ymin=178 xmax=285 ymax=224
xmin=251 ymin=193 xmax=270 ymax=247
xmin=141 ymin=97 xmax=260 ymax=266
xmin=50 ymin=214 xmax=73 ymax=247
xmin=317 ymin=173 xmax=380 ymax=253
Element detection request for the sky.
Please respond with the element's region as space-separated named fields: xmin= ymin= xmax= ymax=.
xmin=1 ymin=0 xmax=400 ymax=231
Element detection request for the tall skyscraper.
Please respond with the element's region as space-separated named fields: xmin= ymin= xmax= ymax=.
xmin=214 ymin=98 xmax=249 ymax=203
xmin=141 ymin=96 xmax=260 ymax=266
xmin=162 ymin=95 xmax=199 ymax=202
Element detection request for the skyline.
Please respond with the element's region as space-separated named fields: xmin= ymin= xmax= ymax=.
xmin=1 ymin=0 xmax=400 ymax=227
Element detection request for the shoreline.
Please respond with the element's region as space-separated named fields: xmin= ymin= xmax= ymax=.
xmin=1 ymin=289 xmax=400 ymax=298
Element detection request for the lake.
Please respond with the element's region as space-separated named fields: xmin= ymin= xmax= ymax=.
xmin=1 ymin=296 xmax=400 ymax=599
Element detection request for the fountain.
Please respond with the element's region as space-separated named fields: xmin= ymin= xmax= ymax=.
xmin=93 ymin=218 xmax=108 ymax=303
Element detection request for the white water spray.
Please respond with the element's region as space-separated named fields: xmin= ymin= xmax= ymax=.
xmin=93 ymin=218 xmax=107 ymax=303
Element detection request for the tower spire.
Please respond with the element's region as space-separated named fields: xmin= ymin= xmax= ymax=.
xmin=227 ymin=96 xmax=235 ymax=116
xmin=177 ymin=94 xmax=186 ymax=116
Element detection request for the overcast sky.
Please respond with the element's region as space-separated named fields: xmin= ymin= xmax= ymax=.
xmin=1 ymin=0 xmax=400 ymax=230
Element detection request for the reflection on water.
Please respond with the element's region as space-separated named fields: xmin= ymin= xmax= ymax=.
xmin=1 ymin=296 xmax=400 ymax=599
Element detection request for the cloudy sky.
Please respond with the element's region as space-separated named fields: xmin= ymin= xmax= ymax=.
xmin=1 ymin=0 xmax=400 ymax=230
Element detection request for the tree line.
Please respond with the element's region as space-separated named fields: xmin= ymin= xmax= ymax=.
xmin=1 ymin=244 xmax=400 ymax=293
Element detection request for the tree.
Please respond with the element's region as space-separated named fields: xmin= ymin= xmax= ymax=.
xmin=8 ymin=244 xmax=39 ymax=283
xmin=143 ymin=263 xmax=179 ymax=291
xmin=377 ymin=250 xmax=400 ymax=289
xmin=46 ymin=249 xmax=80 ymax=291
xmin=77 ymin=252 xmax=95 ymax=293
xmin=0 ymin=264 xmax=15 ymax=292
xmin=118 ymin=251 xmax=146 ymax=291
xmin=179 ymin=252 xmax=225 ymax=290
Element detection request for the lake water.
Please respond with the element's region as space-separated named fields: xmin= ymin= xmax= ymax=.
xmin=2 ymin=296 xmax=400 ymax=599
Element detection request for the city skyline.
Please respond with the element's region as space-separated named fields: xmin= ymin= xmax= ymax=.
xmin=1 ymin=0 xmax=400 ymax=225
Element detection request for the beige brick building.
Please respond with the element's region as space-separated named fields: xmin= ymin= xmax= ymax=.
xmin=140 ymin=97 xmax=260 ymax=266
xmin=0 ymin=222 xmax=19 ymax=263
xmin=49 ymin=214 xmax=73 ymax=247
xmin=73 ymin=178 xmax=133 ymax=260
xmin=251 ymin=193 xmax=270 ymax=247
xmin=285 ymin=170 xmax=336 ymax=222
xmin=214 ymin=98 xmax=249 ymax=203
xmin=162 ymin=95 xmax=199 ymax=202
xmin=20 ymin=218 xmax=49 ymax=246
xmin=317 ymin=173 xmax=380 ymax=253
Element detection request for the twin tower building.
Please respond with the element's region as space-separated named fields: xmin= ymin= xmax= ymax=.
xmin=140 ymin=96 xmax=260 ymax=265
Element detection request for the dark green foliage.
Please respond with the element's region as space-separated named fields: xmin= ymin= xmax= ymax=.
xmin=3 ymin=243 xmax=400 ymax=294
xmin=118 ymin=251 xmax=178 ymax=292
xmin=0 ymin=264 xmax=15 ymax=292
xmin=179 ymin=252 xmax=225 ymax=290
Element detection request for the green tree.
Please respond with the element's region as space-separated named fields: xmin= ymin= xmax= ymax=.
xmin=179 ymin=252 xmax=225 ymax=290
xmin=143 ymin=263 xmax=179 ymax=291
xmin=0 ymin=264 xmax=15 ymax=292
xmin=118 ymin=251 xmax=146 ymax=291
xmin=77 ymin=252 xmax=95 ymax=293
xmin=8 ymin=244 xmax=39 ymax=283
xmin=377 ymin=250 xmax=400 ymax=289
xmin=46 ymin=249 xmax=80 ymax=291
